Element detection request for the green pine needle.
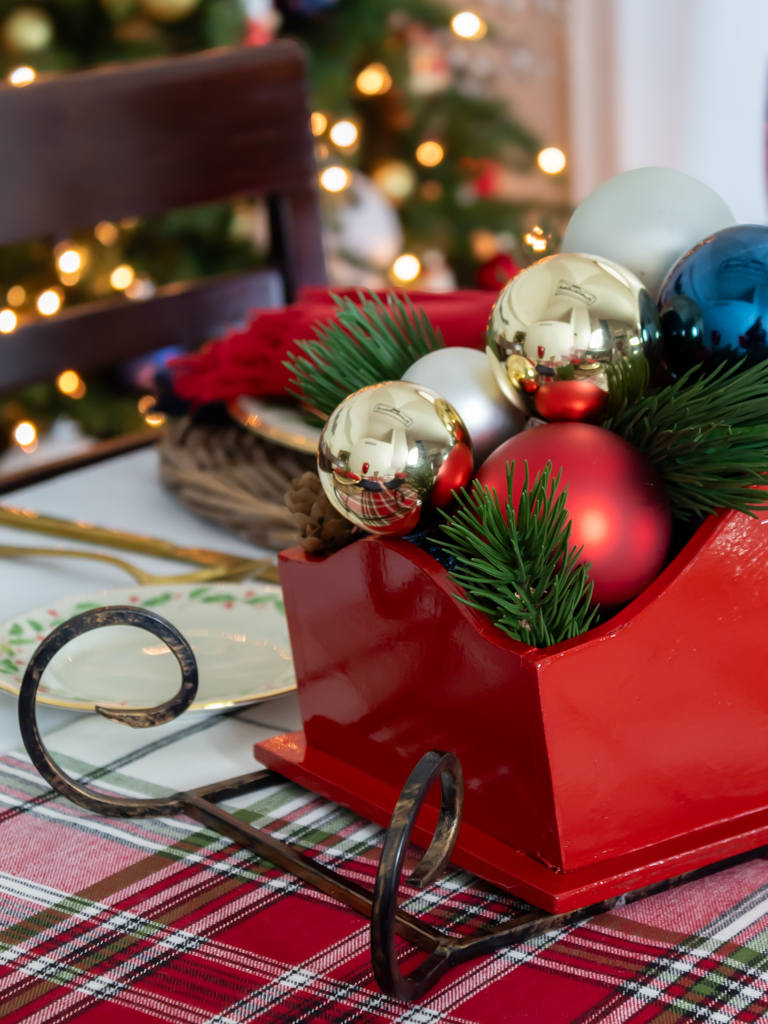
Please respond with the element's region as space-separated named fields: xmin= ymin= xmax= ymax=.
xmin=284 ymin=289 xmax=445 ymax=418
xmin=604 ymin=357 xmax=768 ymax=520
xmin=603 ymin=354 xmax=651 ymax=419
xmin=439 ymin=462 xmax=598 ymax=648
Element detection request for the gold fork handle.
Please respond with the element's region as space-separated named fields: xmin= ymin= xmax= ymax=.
xmin=0 ymin=505 xmax=246 ymax=569
xmin=0 ymin=545 xmax=153 ymax=584
xmin=0 ymin=545 xmax=278 ymax=586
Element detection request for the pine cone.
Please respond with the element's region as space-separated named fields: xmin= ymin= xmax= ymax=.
xmin=285 ymin=471 xmax=357 ymax=555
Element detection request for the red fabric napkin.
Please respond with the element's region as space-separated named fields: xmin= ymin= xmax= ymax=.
xmin=170 ymin=286 xmax=498 ymax=406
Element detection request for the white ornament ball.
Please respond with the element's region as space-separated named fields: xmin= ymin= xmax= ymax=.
xmin=322 ymin=171 xmax=403 ymax=287
xmin=401 ymin=347 xmax=525 ymax=464
xmin=562 ymin=167 xmax=736 ymax=300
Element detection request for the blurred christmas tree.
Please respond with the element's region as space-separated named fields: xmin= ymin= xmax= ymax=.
xmin=289 ymin=0 xmax=559 ymax=291
xmin=0 ymin=0 xmax=567 ymax=460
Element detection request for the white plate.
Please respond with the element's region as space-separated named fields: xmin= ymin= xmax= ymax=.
xmin=0 ymin=583 xmax=295 ymax=712
xmin=228 ymin=395 xmax=321 ymax=454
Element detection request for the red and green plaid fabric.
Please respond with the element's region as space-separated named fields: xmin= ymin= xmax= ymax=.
xmin=2 ymin=711 xmax=768 ymax=1023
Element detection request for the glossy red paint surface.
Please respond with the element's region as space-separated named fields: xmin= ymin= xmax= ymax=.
xmin=476 ymin=424 xmax=672 ymax=608
xmin=262 ymin=504 xmax=768 ymax=910
xmin=533 ymin=380 xmax=607 ymax=423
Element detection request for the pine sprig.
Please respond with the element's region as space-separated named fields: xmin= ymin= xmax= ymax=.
xmin=284 ymin=289 xmax=445 ymax=418
xmin=439 ymin=463 xmax=598 ymax=648
xmin=604 ymin=359 xmax=768 ymax=520
xmin=603 ymin=354 xmax=651 ymax=420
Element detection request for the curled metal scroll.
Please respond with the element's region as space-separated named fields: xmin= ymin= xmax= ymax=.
xmin=371 ymin=749 xmax=464 ymax=1001
xmin=18 ymin=605 xmax=198 ymax=817
xmin=16 ymin=615 xmax=766 ymax=1004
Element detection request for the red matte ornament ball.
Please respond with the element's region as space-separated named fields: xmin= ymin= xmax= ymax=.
xmin=533 ymin=380 xmax=607 ymax=423
xmin=475 ymin=423 xmax=672 ymax=609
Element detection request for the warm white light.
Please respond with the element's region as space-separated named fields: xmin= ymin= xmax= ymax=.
xmin=9 ymin=67 xmax=35 ymax=87
xmin=57 ymin=249 xmax=82 ymax=274
xmin=356 ymin=63 xmax=392 ymax=96
xmin=94 ymin=221 xmax=118 ymax=246
xmin=7 ymin=285 xmax=25 ymax=307
xmin=416 ymin=141 xmax=444 ymax=167
xmin=13 ymin=421 xmax=36 ymax=447
xmin=37 ymin=289 xmax=61 ymax=316
xmin=329 ymin=120 xmax=358 ymax=148
xmin=537 ymin=147 xmax=566 ymax=174
xmin=310 ymin=111 xmax=328 ymax=136
xmin=0 ymin=309 xmax=17 ymax=334
xmin=392 ymin=254 xmax=421 ymax=283
xmin=56 ymin=369 xmax=86 ymax=398
xmin=319 ymin=166 xmax=351 ymax=192
xmin=451 ymin=11 xmax=486 ymax=39
xmin=110 ymin=264 xmax=135 ymax=291
xmin=145 ymin=411 xmax=167 ymax=428
xmin=524 ymin=227 xmax=548 ymax=253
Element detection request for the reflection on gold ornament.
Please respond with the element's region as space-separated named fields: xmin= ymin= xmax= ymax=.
xmin=318 ymin=381 xmax=473 ymax=536
xmin=139 ymin=0 xmax=201 ymax=23
xmin=3 ymin=6 xmax=54 ymax=54
xmin=505 ymin=354 xmax=537 ymax=391
xmin=486 ymin=252 xmax=660 ymax=419
xmin=371 ymin=160 xmax=416 ymax=202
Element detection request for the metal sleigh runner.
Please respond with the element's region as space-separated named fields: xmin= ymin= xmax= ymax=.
xmin=17 ymin=603 xmax=768 ymax=1004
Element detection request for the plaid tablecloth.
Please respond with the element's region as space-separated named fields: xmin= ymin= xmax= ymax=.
xmin=2 ymin=700 xmax=768 ymax=1023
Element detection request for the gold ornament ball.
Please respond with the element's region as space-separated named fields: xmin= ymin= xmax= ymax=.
xmin=3 ymin=6 xmax=54 ymax=54
xmin=486 ymin=251 xmax=661 ymax=416
xmin=139 ymin=0 xmax=200 ymax=23
xmin=318 ymin=381 xmax=474 ymax=537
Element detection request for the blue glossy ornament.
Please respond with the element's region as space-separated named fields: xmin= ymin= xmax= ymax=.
xmin=658 ymin=225 xmax=768 ymax=379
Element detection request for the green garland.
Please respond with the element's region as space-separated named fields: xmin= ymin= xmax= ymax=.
xmin=603 ymin=357 xmax=768 ymax=520
xmin=439 ymin=463 xmax=598 ymax=647
xmin=284 ymin=290 xmax=445 ymax=420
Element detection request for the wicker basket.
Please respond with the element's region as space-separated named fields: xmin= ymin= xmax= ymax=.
xmin=159 ymin=417 xmax=315 ymax=550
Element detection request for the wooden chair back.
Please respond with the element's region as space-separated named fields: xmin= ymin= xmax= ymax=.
xmin=0 ymin=40 xmax=325 ymax=392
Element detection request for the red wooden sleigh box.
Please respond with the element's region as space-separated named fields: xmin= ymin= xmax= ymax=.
xmin=256 ymin=504 xmax=768 ymax=913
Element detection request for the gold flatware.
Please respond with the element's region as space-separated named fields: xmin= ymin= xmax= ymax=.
xmin=0 ymin=545 xmax=275 ymax=586
xmin=0 ymin=505 xmax=281 ymax=583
